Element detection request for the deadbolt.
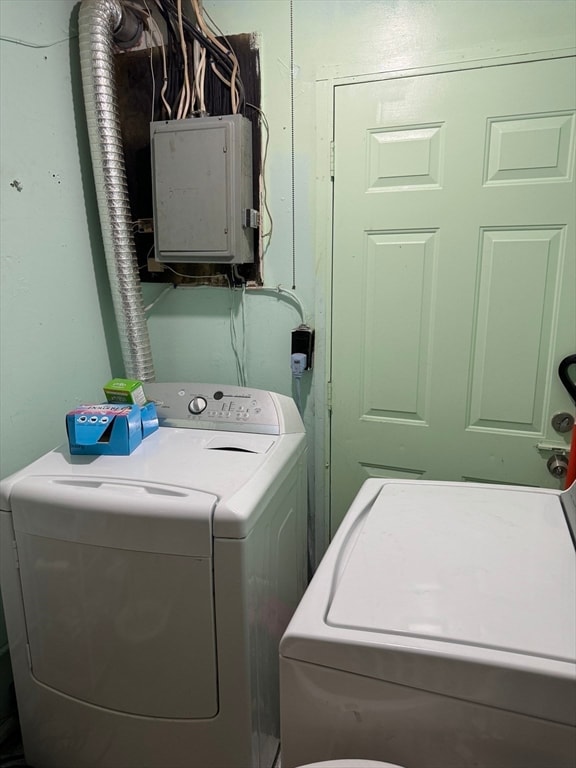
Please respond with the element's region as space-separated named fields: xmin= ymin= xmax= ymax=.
xmin=551 ymin=412 xmax=575 ymax=434
xmin=547 ymin=454 xmax=568 ymax=479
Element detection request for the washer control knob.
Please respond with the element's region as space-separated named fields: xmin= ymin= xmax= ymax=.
xmin=188 ymin=396 xmax=208 ymax=415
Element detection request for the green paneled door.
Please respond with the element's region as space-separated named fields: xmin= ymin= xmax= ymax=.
xmin=330 ymin=56 xmax=576 ymax=532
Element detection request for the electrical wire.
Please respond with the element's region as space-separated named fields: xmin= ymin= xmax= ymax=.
xmin=202 ymin=11 xmax=246 ymax=117
xmin=144 ymin=285 xmax=173 ymax=313
xmin=143 ymin=0 xmax=171 ymax=118
xmin=146 ymin=281 xmax=303 ymax=324
xmin=191 ymin=0 xmax=240 ymax=114
xmin=176 ymin=0 xmax=191 ymax=118
xmin=229 ymin=285 xmax=245 ymax=386
xmin=0 ymin=33 xmax=78 ymax=48
xmin=141 ymin=0 xmax=162 ymax=47
xmin=230 ymin=58 xmax=239 ymax=114
xmin=153 ymin=0 xmax=185 ymax=117
xmin=147 ymin=25 xmax=156 ymax=121
xmin=241 ymin=283 xmax=247 ymax=384
xmin=201 ymin=4 xmax=234 ymax=50
xmin=160 ymin=62 xmax=172 ymax=117
xmin=141 ymin=276 xmax=246 ymax=387
xmin=293 ymin=376 xmax=302 ymax=414
xmin=163 ymin=264 xmax=228 ymax=282
xmin=229 ymin=267 xmax=247 ymax=385
xmin=246 ymin=103 xmax=273 ymax=253
xmin=210 ymin=61 xmax=231 ymax=87
xmin=153 ymin=0 xmax=244 ymax=114
xmin=142 ymin=279 xmax=305 ymax=389
xmin=139 ymin=242 xmax=156 ymax=270
xmin=198 ymin=45 xmax=207 ymax=113
xmin=192 ymin=0 xmax=228 ymax=55
xmin=147 ymin=278 xmax=244 ymax=387
xmin=245 ymin=285 xmax=306 ymax=324
xmin=192 ymin=39 xmax=201 ymax=113
xmin=191 ymin=39 xmax=199 ymax=113
xmin=188 ymin=0 xmax=244 ymax=107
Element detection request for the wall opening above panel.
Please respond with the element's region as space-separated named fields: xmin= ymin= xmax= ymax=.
xmin=115 ymin=32 xmax=262 ymax=287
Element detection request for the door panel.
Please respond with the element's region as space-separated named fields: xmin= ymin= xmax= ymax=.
xmin=362 ymin=230 xmax=437 ymax=423
xmin=330 ymin=57 xmax=576 ymax=532
xmin=469 ymin=227 xmax=562 ymax=430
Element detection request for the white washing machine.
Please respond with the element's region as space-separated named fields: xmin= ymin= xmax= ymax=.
xmin=0 ymin=383 xmax=307 ymax=768
xmin=280 ymin=478 xmax=576 ymax=768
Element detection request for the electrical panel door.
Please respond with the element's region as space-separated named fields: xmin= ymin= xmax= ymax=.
xmin=151 ymin=115 xmax=254 ymax=263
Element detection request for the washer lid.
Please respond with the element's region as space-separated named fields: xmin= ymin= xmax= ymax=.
xmin=327 ymin=483 xmax=576 ymax=663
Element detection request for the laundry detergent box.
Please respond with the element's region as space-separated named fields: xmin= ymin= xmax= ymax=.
xmin=140 ymin=400 xmax=159 ymax=439
xmin=103 ymin=378 xmax=147 ymax=406
xmin=66 ymin=403 xmax=143 ymax=456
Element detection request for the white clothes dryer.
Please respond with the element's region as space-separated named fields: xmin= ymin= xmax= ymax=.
xmin=280 ymin=478 xmax=576 ymax=768
xmin=0 ymin=383 xmax=307 ymax=768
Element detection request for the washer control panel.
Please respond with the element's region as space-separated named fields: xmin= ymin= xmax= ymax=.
xmin=144 ymin=382 xmax=281 ymax=434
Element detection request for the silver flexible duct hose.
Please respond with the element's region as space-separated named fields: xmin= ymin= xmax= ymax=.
xmin=79 ymin=0 xmax=155 ymax=381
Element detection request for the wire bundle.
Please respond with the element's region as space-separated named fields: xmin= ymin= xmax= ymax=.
xmin=143 ymin=0 xmax=244 ymax=120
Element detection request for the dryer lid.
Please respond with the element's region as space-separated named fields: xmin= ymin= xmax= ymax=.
xmin=327 ymin=483 xmax=576 ymax=663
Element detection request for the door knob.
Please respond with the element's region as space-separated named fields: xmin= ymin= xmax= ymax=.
xmin=547 ymin=454 xmax=568 ymax=478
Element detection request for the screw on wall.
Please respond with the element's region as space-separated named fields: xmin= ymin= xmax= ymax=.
xmin=10 ymin=180 xmax=23 ymax=192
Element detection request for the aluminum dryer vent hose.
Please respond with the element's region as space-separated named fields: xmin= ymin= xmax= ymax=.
xmin=78 ymin=0 xmax=155 ymax=381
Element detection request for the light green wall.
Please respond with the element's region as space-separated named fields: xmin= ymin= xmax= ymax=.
xmin=149 ymin=0 xmax=576 ymax=389
xmin=0 ymin=0 xmax=122 ymax=721
xmin=181 ymin=0 xmax=576 ymax=397
xmin=0 ymin=0 xmax=122 ymax=481
xmin=154 ymin=0 xmax=575 ymax=547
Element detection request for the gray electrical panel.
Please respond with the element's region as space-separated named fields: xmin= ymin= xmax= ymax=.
xmin=150 ymin=115 xmax=255 ymax=264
